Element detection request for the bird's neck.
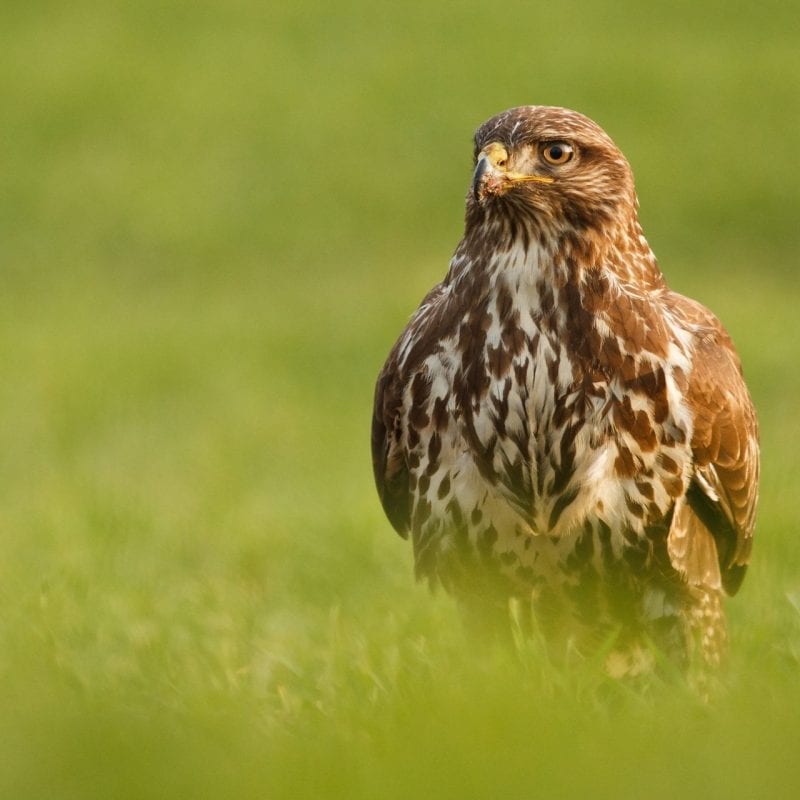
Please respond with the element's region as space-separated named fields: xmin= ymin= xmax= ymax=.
xmin=449 ymin=212 xmax=664 ymax=301
xmin=443 ymin=214 xmax=669 ymax=381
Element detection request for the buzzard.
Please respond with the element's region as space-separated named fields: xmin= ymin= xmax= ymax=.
xmin=372 ymin=106 xmax=759 ymax=672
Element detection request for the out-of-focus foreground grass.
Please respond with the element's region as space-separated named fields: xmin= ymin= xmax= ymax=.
xmin=1 ymin=1 xmax=799 ymax=797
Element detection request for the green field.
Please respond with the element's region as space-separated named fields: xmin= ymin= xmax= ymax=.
xmin=2 ymin=1 xmax=799 ymax=797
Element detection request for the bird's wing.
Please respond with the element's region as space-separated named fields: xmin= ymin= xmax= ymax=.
xmin=372 ymin=351 xmax=411 ymax=539
xmin=667 ymin=293 xmax=760 ymax=595
xmin=372 ymin=283 xmax=453 ymax=538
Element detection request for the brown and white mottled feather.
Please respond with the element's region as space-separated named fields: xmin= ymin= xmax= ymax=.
xmin=372 ymin=106 xmax=759 ymax=670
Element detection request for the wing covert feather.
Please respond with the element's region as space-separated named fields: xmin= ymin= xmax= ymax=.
xmin=670 ymin=292 xmax=759 ymax=595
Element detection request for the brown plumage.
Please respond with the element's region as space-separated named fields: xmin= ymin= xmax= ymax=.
xmin=372 ymin=106 xmax=759 ymax=671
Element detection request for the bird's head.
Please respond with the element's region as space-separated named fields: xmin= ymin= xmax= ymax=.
xmin=467 ymin=106 xmax=636 ymax=236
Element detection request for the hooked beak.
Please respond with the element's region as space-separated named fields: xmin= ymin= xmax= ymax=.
xmin=471 ymin=154 xmax=491 ymax=201
xmin=472 ymin=142 xmax=554 ymax=202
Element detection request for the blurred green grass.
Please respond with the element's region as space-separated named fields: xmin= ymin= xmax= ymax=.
xmin=1 ymin=1 xmax=799 ymax=797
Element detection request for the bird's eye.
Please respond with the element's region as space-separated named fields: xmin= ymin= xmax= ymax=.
xmin=541 ymin=142 xmax=574 ymax=165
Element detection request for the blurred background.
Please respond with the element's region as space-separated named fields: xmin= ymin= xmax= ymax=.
xmin=1 ymin=1 xmax=799 ymax=797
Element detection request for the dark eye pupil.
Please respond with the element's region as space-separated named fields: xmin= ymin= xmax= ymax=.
xmin=549 ymin=145 xmax=563 ymax=160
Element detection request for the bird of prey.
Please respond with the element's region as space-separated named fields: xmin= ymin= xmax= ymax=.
xmin=372 ymin=106 xmax=759 ymax=672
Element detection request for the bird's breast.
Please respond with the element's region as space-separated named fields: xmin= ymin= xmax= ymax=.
xmin=399 ymin=265 xmax=696 ymax=587
xmin=406 ymin=319 xmax=691 ymax=560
